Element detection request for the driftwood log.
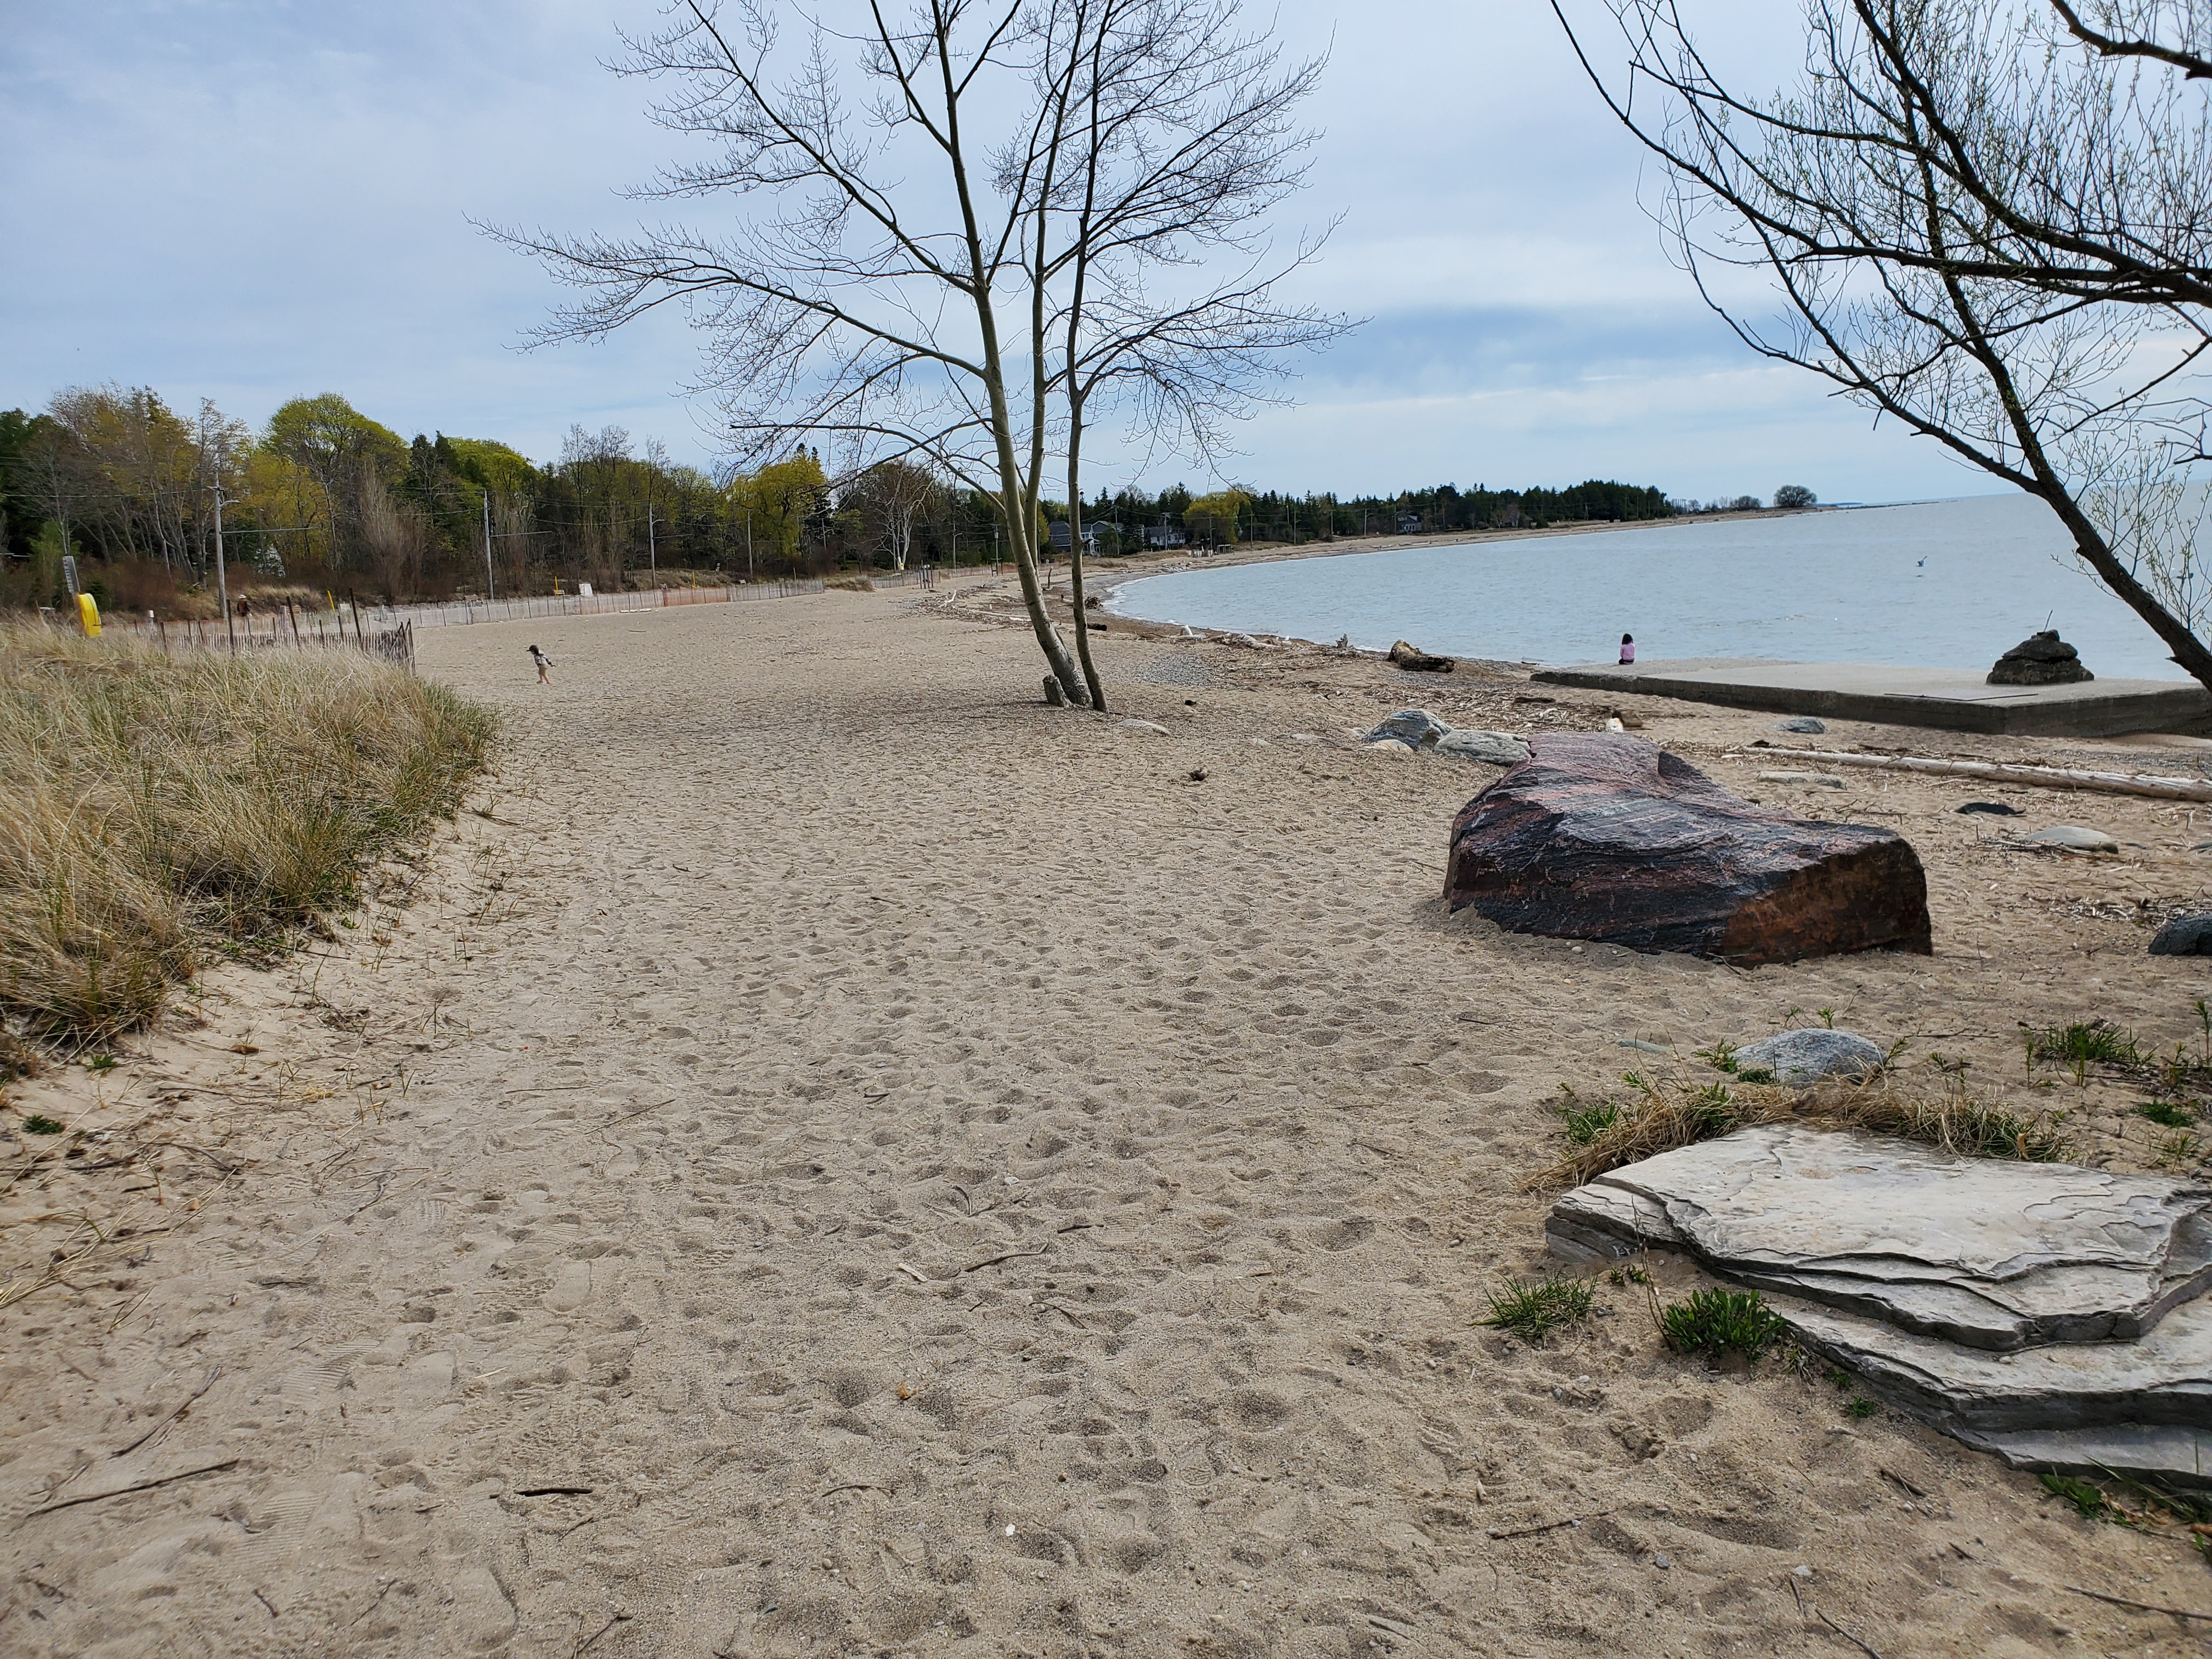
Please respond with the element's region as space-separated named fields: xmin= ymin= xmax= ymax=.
xmin=1447 ymin=733 xmax=1932 ymax=964
xmin=1745 ymin=745 xmax=2212 ymax=803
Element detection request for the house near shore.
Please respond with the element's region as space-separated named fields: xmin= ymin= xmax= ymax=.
xmin=1145 ymin=523 xmax=1184 ymax=548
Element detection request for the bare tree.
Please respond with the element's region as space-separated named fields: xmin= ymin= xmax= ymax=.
xmin=1028 ymin=0 xmax=1351 ymax=708
xmin=847 ymin=456 xmax=943 ymax=568
xmin=1556 ymin=0 xmax=2212 ymax=683
xmin=490 ymin=0 xmax=1344 ymax=708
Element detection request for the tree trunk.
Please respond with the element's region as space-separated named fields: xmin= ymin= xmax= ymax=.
xmin=1064 ymin=405 xmax=1108 ymax=712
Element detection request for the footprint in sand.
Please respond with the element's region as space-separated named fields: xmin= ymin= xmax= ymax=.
xmin=543 ymin=1260 xmax=593 ymax=1312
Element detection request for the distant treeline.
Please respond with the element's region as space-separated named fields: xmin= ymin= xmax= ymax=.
xmin=1 ymin=383 xmax=1716 ymax=612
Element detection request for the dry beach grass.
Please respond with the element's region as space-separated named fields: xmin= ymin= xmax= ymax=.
xmin=3 ymin=577 xmax=2212 ymax=1655
xmin=0 ymin=619 xmax=494 ymax=1042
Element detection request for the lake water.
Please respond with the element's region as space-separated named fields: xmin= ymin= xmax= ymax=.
xmin=1104 ymin=493 xmax=2191 ymax=681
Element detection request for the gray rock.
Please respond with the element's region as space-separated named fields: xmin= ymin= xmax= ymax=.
xmin=1955 ymin=1423 xmax=2212 ymax=1490
xmin=2019 ymin=824 xmax=2118 ymax=853
xmin=2151 ymin=914 xmax=2212 ymax=956
xmin=1434 ymin=729 xmax=1532 ymax=766
xmin=1733 ymin=1028 xmax=1887 ymax=1087
xmin=1363 ymin=738 xmax=1415 ymax=757
xmin=1546 ymin=1125 xmax=2212 ymax=1350
xmin=1365 ymin=708 xmax=1450 ymax=749
xmin=1784 ymin=1293 xmax=2212 ymax=1471
xmin=1771 ymin=717 xmax=1827 ymax=734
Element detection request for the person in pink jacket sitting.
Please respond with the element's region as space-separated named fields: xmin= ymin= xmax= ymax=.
xmin=1618 ymin=633 xmax=1636 ymax=665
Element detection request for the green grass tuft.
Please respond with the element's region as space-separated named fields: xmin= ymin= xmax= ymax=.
xmin=2029 ymin=1020 xmax=2145 ymax=1068
xmin=1562 ymin=1100 xmax=1620 ymax=1144
xmin=22 ymin=1114 xmax=63 ymax=1135
xmin=2040 ymin=1471 xmax=2115 ymax=1521
xmin=1660 ymin=1288 xmax=1787 ymax=1358
xmin=1479 ymin=1277 xmax=1595 ymax=1343
xmin=2139 ymin=1100 xmax=2198 ymax=1129
xmin=1847 ymin=1396 xmax=1878 ymax=1419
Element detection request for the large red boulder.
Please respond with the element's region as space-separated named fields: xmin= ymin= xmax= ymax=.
xmin=1445 ymin=733 xmax=1932 ymax=964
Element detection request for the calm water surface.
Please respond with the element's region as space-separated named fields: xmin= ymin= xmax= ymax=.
xmin=1105 ymin=494 xmax=2189 ymax=681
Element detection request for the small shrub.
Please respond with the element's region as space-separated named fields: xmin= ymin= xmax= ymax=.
xmin=1660 ymin=1288 xmax=1786 ymax=1358
xmin=2138 ymin=1100 xmax=2198 ymax=1129
xmin=1480 ymin=1277 xmax=1595 ymax=1342
xmin=1694 ymin=1040 xmax=1740 ymax=1074
xmin=1846 ymin=1396 xmax=1878 ymax=1419
xmin=1824 ymin=1366 xmax=1850 ymax=1390
xmin=22 ymin=1114 xmax=63 ymax=1135
xmin=84 ymin=1053 xmax=116 ymax=1073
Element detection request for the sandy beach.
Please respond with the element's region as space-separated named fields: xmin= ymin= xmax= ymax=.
xmin=8 ymin=574 xmax=2212 ymax=1656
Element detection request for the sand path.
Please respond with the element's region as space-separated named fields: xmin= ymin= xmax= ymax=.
xmin=4 ymin=582 xmax=2209 ymax=1656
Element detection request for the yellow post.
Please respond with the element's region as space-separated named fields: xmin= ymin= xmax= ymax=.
xmin=76 ymin=592 xmax=101 ymax=637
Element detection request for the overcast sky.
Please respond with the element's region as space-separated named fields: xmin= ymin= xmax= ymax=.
xmin=1 ymin=1 xmax=2003 ymax=504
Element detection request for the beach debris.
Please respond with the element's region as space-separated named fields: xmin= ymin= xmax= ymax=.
xmin=1117 ymin=718 xmax=1169 ymax=735
xmin=1772 ymin=716 xmax=1827 ymax=734
xmin=2149 ymin=914 xmax=2212 ymax=956
xmin=1446 ymin=733 xmax=1931 ymax=964
xmin=1605 ymin=716 xmax=1624 ymax=732
xmin=1731 ymin=1029 xmax=1886 ymax=1087
xmin=1365 ymin=708 xmax=1449 ymax=749
xmin=1756 ymin=769 xmax=1845 ymax=788
xmin=2016 ymin=824 xmax=2118 ymax=853
xmin=1043 ymin=674 xmax=1068 ymax=707
xmin=1387 ymin=639 xmax=1455 ymax=673
xmin=1956 ymin=800 xmax=2021 ymax=816
xmin=1365 ymin=738 xmax=1416 ymax=757
xmin=1988 ymin=629 xmax=2093 ymax=686
xmin=1546 ymin=1124 xmax=2212 ymax=1486
xmin=1178 ymin=624 xmax=1207 ymax=640
xmin=1221 ymin=631 xmax=1274 ymax=649
xmin=1435 ymin=729 xmax=1532 ymax=766
xmin=1333 ymin=633 xmax=1353 ymax=652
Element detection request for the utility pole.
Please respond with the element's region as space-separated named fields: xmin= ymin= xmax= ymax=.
xmin=213 ymin=484 xmax=235 ymax=655
xmin=482 ymin=489 xmax=496 ymax=601
xmin=647 ymin=503 xmax=657 ymax=581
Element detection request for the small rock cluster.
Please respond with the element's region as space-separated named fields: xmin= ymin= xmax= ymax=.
xmin=1361 ymin=708 xmax=1531 ymax=766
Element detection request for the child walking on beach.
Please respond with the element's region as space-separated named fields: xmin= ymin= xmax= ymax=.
xmin=1618 ymin=633 xmax=1636 ymax=665
xmin=528 ymin=644 xmax=553 ymax=685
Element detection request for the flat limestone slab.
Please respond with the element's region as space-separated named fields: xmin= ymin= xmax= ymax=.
xmin=1532 ymin=657 xmax=2211 ymax=738
xmin=1547 ymin=1125 xmax=2212 ymax=1350
xmin=1779 ymin=1292 xmax=2212 ymax=1472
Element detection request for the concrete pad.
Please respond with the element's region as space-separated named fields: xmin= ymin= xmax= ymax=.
xmin=1547 ymin=1126 xmax=2212 ymax=1350
xmin=1532 ymin=657 xmax=2210 ymax=737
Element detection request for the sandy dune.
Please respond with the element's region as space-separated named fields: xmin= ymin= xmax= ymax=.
xmin=5 ymin=577 xmax=2211 ymax=1656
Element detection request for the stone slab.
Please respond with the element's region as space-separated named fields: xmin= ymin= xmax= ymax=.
xmin=1531 ymin=657 xmax=2210 ymax=738
xmin=1779 ymin=1291 xmax=2212 ymax=1436
xmin=1959 ymin=1423 xmax=2212 ymax=1489
xmin=1546 ymin=1125 xmax=2212 ymax=1350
